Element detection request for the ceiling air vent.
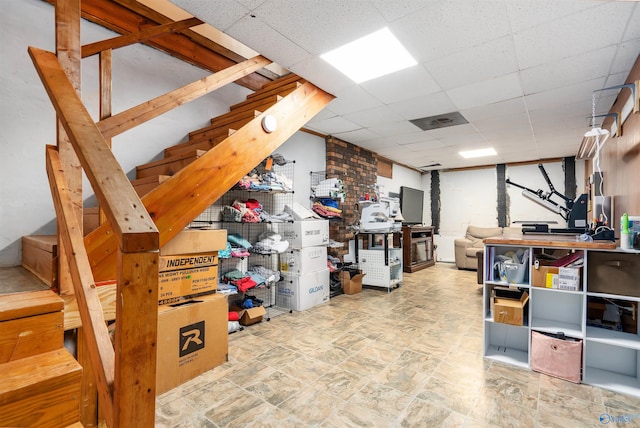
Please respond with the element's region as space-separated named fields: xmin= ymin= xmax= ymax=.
xmin=410 ymin=111 xmax=468 ymax=131
xmin=419 ymin=162 xmax=442 ymax=171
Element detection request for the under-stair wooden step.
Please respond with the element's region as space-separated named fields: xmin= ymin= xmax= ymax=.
xmin=208 ymin=108 xmax=261 ymax=127
xmin=187 ymin=119 xmax=247 ymax=145
xmin=0 ymin=289 xmax=64 ymax=363
xmin=230 ymin=94 xmax=283 ymax=112
xmin=130 ymin=175 xmax=170 ymax=197
xmin=136 ymin=150 xmax=206 ymax=179
xmin=189 ymin=111 xmax=259 ymax=141
xmin=259 ymin=72 xmax=305 ymax=91
xmin=21 ymin=235 xmax=58 ymax=289
xmin=0 ymin=348 xmax=82 ymax=428
xmin=244 ymin=81 xmax=301 ymax=102
xmin=164 ymin=132 xmax=232 ymax=158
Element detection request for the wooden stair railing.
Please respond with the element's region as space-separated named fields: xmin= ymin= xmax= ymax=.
xmin=30 ymin=46 xmax=159 ymax=427
xmin=86 ymin=77 xmax=334 ymax=282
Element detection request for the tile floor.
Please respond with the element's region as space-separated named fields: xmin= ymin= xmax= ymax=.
xmin=155 ymin=263 xmax=640 ymax=427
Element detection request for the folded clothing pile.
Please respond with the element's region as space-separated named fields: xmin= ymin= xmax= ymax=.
xmin=252 ymin=231 xmax=290 ymax=254
xmin=312 ymin=199 xmax=342 ymax=219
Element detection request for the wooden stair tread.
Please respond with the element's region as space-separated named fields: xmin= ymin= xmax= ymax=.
xmin=244 ymin=81 xmax=301 ymax=103
xmin=0 ymin=266 xmax=50 ymax=295
xmin=0 ymin=348 xmax=82 ymax=405
xmin=20 ymin=235 xmax=57 ymax=253
xmin=209 ymin=108 xmax=260 ymax=126
xmin=230 ymin=94 xmax=282 ymax=112
xmin=189 ymin=115 xmax=257 ymax=141
xmin=259 ymin=73 xmax=305 ymax=90
xmin=164 ymin=131 xmax=231 ymax=158
xmin=136 ymin=150 xmax=206 ymax=179
xmin=0 ymin=289 xmax=63 ymax=322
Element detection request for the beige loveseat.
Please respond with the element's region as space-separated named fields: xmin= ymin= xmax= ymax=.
xmin=454 ymin=225 xmax=503 ymax=270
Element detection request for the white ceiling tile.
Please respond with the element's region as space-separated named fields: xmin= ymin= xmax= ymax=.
xmin=426 ymin=36 xmax=519 ymax=90
xmin=251 ymin=0 xmax=386 ymax=55
xmin=343 ymin=106 xmax=404 ymax=128
xmin=332 ymin=128 xmax=380 ymax=144
xmin=611 ymin=38 xmax=640 ymax=76
xmin=360 ymin=65 xmax=442 ymax=104
xmin=369 ymin=0 xmax=430 ymax=22
xmin=289 ymin=56 xmax=353 ymax=95
xmin=401 ymin=139 xmax=447 ymax=151
xmin=446 ymin=73 xmax=523 ymax=110
xmin=520 ymin=46 xmax=617 ymax=96
xmin=524 ymin=77 xmax=606 ymax=111
xmin=226 ymin=15 xmax=311 ymax=68
xmin=326 ymin=86 xmax=383 ymax=116
xmin=172 ymin=0 xmax=248 ymax=30
xmin=391 ymin=1 xmax=511 ymax=63
xmin=462 ymin=98 xmax=528 ymax=123
xmin=505 ymin=1 xmax=597 ymax=33
xmin=622 ymin=4 xmax=640 ymax=41
xmin=367 ymin=121 xmax=422 ymax=138
xmin=512 ymin=2 xmax=634 ymax=69
xmin=424 ymin=123 xmax=477 ymax=139
xmin=305 ymin=116 xmax=360 ymax=134
xmin=387 ymin=91 xmax=458 ymax=120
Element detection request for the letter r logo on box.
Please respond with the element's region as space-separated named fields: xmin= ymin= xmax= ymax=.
xmin=179 ymin=321 xmax=205 ymax=357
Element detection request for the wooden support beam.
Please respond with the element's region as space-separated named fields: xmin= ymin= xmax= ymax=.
xmin=45 ymin=146 xmax=115 ymax=428
xmin=86 ymin=82 xmax=334 ymax=280
xmin=29 ymin=47 xmax=158 ymax=253
xmin=96 ymin=55 xmax=271 ymax=139
xmin=99 ymin=49 xmax=112 ymax=228
xmin=55 ymin=0 xmax=82 ymax=296
xmin=82 ymin=17 xmax=203 ymax=58
xmin=113 ymin=251 xmax=158 ymax=427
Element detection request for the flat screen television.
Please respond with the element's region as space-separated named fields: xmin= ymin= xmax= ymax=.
xmin=400 ymin=186 xmax=424 ymax=225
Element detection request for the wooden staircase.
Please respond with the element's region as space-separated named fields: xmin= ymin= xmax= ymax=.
xmin=0 ymin=289 xmax=83 ymax=427
xmin=134 ymin=73 xmax=307 ymax=187
xmin=85 ymin=72 xmax=333 ymax=282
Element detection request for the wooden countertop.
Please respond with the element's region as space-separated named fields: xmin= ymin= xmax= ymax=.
xmin=483 ymin=233 xmax=617 ymax=250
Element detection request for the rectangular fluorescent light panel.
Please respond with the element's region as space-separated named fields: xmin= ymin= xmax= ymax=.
xmin=459 ymin=148 xmax=497 ymax=159
xmin=320 ymin=28 xmax=417 ymax=83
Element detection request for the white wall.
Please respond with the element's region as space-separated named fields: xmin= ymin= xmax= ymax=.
xmin=275 ymin=132 xmax=326 ymax=206
xmin=435 ymin=160 xmax=585 ymax=262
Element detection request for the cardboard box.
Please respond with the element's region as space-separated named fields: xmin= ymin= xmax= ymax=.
xmin=229 ymin=305 xmax=267 ymax=326
xmin=339 ymin=270 xmax=365 ymax=295
xmin=285 ymin=220 xmax=329 ymax=248
xmin=158 ymin=253 xmax=219 ymax=304
xmin=278 ymin=269 xmax=330 ymax=311
xmin=493 ymin=288 xmax=529 ymax=326
xmin=280 ymin=246 xmax=327 ymax=275
xmin=156 ymin=293 xmax=228 ymax=394
xmin=160 ymin=229 xmax=227 ymax=255
xmin=532 ymin=265 xmax=559 ymax=288
xmin=21 ymin=236 xmax=57 ymax=289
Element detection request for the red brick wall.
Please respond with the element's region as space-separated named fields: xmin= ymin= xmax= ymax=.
xmin=325 ymin=136 xmax=378 ymax=259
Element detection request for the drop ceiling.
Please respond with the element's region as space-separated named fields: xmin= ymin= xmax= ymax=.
xmin=169 ymin=0 xmax=639 ymax=171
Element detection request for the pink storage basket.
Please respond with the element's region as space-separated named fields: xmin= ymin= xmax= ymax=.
xmin=530 ymin=331 xmax=583 ymax=383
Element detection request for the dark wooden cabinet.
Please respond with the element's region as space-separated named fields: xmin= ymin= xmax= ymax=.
xmin=400 ymin=226 xmax=435 ymax=272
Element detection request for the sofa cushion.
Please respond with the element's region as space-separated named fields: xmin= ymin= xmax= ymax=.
xmin=465 ymin=226 xmax=503 ymax=247
xmin=466 ymin=248 xmax=482 ymax=257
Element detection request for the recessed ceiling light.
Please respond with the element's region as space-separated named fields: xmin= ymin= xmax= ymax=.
xmin=320 ymin=28 xmax=417 ymax=83
xmin=459 ymin=148 xmax=497 ymax=159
